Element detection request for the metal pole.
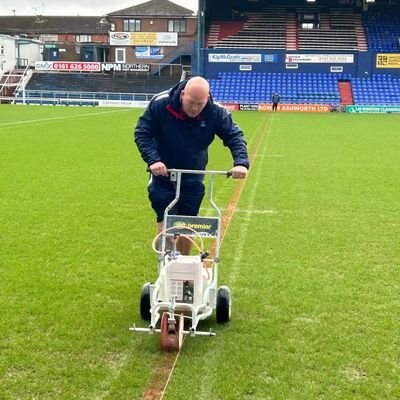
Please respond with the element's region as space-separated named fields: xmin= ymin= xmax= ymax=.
xmin=196 ymin=0 xmax=206 ymax=76
xmin=196 ymin=0 xmax=201 ymax=75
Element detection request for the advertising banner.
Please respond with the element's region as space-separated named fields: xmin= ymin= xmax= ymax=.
xmin=285 ymin=54 xmax=354 ymax=63
xmin=110 ymin=32 xmax=177 ymax=46
xmin=100 ymin=63 xmax=150 ymax=72
xmin=263 ymin=54 xmax=279 ymax=63
xmin=135 ymin=46 xmax=164 ymax=59
xmin=259 ymin=103 xmax=331 ymax=112
xmin=35 ymin=61 xmax=100 ymax=71
xmin=35 ymin=61 xmax=150 ymax=73
xmin=346 ymin=105 xmax=400 ymax=113
xmin=239 ymin=103 xmax=259 ymax=111
xmin=166 ymin=215 xmax=219 ymax=238
xmin=40 ymin=34 xmax=58 ymax=42
xmin=208 ymin=53 xmax=262 ymax=63
xmin=376 ymin=53 xmax=400 ymax=68
xmin=219 ymin=103 xmax=239 ymax=111
xmin=98 ymin=100 xmax=149 ymax=108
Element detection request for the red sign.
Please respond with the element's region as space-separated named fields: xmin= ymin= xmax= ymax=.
xmin=219 ymin=103 xmax=239 ymax=111
xmin=51 ymin=62 xmax=100 ymax=71
xmin=259 ymin=103 xmax=331 ymax=112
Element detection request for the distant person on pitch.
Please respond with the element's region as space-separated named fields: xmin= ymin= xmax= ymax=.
xmin=272 ymin=91 xmax=280 ymax=111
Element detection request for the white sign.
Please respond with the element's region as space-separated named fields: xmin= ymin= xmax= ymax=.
xmin=98 ymin=100 xmax=149 ymax=108
xmin=156 ymin=32 xmax=178 ymax=46
xmin=40 ymin=34 xmax=58 ymax=42
xmin=100 ymin=63 xmax=150 ymax=72
xmin=109 ymin=32 xmax=130 ymax=46
xmin=208 ymin=54 xmax=262 ymax=63
xmin=285 ymin=54 xmax=354 ymax=63
xmin=109 ymin=32 xmax=177 ymax=46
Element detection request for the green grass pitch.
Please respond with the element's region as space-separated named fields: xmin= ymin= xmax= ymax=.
xmin=1 ymin=104 xmax=399 ymax=399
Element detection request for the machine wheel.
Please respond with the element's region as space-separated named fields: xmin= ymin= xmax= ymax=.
xmin=140 ymin=283 xmax=151 ymax=321
xmin=160 ymin=312 xmax=180 ymax=352
xmin=216 ymin=286 xmax=231 ymax=323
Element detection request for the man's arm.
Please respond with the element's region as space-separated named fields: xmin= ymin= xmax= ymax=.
xmin=215 ymin=107 xmax=250 ymax=179
xmin=134 ymin=102 xmax=162 ymax=167
xmin=217 ymin=108 xmax=249 ymax=158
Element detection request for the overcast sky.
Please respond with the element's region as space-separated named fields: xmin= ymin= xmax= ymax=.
xmin=0 ymin=0 xmax=198 ymax=16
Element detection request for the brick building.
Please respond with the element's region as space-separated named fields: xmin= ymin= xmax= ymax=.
xmin=0 ymin=15 xmax=110 ymax=63
xmin=0 ymin=0 xmax=197 ymax=68
xmin=107 ymin=0 xmax=196 ymax=66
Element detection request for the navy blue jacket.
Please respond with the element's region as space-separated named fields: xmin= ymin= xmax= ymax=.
xmin=134 ymin=80 xmax=249 ymax=173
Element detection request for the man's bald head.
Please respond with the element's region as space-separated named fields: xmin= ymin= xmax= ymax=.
xmin=180 ymin=76 xmax=210 ymax=118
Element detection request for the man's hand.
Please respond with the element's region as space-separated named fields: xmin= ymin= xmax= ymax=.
xmin=149 ymin=162 xmax=168 ymax=176
xmin=231 ymin=165 xmax=248 ymax=179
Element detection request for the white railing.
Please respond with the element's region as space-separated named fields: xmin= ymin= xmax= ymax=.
xmin=14 ymin=89 xmax=155 ymax=106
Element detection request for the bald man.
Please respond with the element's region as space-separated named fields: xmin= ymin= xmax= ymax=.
xmin=134 ymin=76 xmax=249 ymax=254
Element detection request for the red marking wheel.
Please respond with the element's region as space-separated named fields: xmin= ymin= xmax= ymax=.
xmin=160 ymin=312 xmax=184 ymax=352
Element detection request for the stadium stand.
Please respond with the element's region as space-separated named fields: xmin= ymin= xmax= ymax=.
xmin=17 ymin=72 xmax=180 ymax=105
xmin=207 ymin=21 xmax=245 ymax=48
xmin=285 ymin=11 xmax=298 ymax=51
xmin=212 ymin=8 xmax=287 ymax=49
xmin=3 ymin=1 xmax=399 ymax=108
xmin=352 ymin=74 xmax=400 ymax=105
xmin=354 ymin=12 xmax=368 ymax=51
xmin=208 ymin=71 xmax=400 ymax=107
xmin=204 ymin=3 xmax=399 ymax=107
xmin=208 ymin=72 xmax=344 ymax=106
xmin=363 ymin=7 xmax=400 ymax=51
xmin=25 ymin=72 xmax=178 ymax=94
xmin=207 ymin=6 xmax=369 ymax=52
xmin=297 ymin=8 xmax=360 ymax=51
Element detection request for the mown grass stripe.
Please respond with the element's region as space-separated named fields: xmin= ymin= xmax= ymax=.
xmin=0 ymin=108 xmax=131 ymax=127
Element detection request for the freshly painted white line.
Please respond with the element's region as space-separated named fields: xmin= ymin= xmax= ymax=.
xmin=0 ymin=109 xmax=131 ymax=127
xmin=202 ymin=207 xmax=277 ymax=215
xmin=197 ymin=116 xmax=275 ymax=399
xmin=236 ymin=208 xmax=277 ymax=214
xmin=253 ymin=153 xmax=284 ymax=158
xmin=227 ymin=118 xmax=274 ymax=284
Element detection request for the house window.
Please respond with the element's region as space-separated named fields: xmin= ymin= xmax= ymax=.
xmin=76 ymin=35 xmax=92 ymax=42
xmin=124 ymin=19 xmax=141 ymax=32
xmin=168 ymin=19 xmax=186 ymax=33
xmin=116 ymin=48 xmax=126 ymax=63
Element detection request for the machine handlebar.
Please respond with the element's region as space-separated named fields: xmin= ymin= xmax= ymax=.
xmin=146 ymin=167 xmax=232 ymax=177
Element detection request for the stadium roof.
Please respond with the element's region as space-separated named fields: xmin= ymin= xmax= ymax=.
xmin=108 ymin=0 xmax=195 ymax=17
xmin=0 ymin=16 xmax=108 ymax=34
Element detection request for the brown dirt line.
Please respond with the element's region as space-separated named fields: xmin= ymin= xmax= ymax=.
xmin=141 ymin=114 xmax=270 ymax=400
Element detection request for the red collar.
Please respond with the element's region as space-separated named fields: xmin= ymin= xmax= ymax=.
xmin=166 ymin=104 xmax=202 ymax=120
